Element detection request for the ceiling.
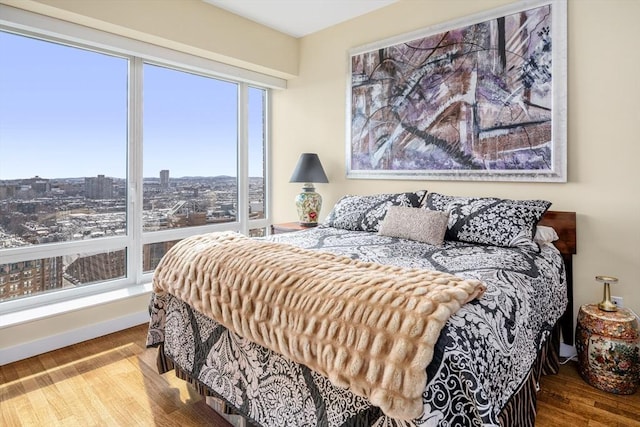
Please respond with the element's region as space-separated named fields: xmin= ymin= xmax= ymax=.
xmin=203 ymin=0 xmax=399 ymax=38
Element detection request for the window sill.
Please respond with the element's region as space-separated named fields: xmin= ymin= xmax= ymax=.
xmin=0 ymin=282 xmax=153 ymax=330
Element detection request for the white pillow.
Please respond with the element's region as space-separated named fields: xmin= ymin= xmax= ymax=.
xmin=534 ymin=225 xmax=559 ymax=245
xmin=378 ymin=206 xmax=449 ymax=245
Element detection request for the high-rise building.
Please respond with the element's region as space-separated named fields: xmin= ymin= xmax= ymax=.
xmin=0 ymin=257 xmax=64 ymax=302
xmin=26 ymin=176 xmax=51 ymax=194
xmin=160 ymin=170 xmax=169 ymax=189
xmin=85 ymin=175 xmax=114 ymax=199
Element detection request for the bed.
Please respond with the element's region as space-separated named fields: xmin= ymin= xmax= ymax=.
xmin=146 ymin=191 xmax=577 ymax=427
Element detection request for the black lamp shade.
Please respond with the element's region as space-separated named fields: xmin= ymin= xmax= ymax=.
xmin=289 ymin=153 xmax=329 ymax=183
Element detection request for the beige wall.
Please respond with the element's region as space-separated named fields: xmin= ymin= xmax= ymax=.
xmin=1 ymin=0 xmax=638 ymax=357
xmin=271 ymin=0 xmax=640 ymax=320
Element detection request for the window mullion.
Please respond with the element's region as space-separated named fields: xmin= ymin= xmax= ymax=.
xmin=264 ymin=90 xmax=272 ymax=227
xmin=0 ymin=237 xmax=130 ymax=265
xmin=237 ymin=84 xmax=249 ymax=235
xmin=128 ymin=58 xmax=144 ymax=284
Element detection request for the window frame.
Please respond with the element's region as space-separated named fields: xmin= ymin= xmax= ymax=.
xmin=0 ymin=5 xmax=278 ymax=315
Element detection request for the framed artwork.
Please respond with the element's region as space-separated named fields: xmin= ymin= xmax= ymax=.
xmin=347 ymin=0 xmax=567 ymax=182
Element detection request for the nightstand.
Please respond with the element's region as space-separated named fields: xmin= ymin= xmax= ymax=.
xmin=575 ymin=303 xmax=640 ymax=394
xmin=270 ymin=222 xmax=312 ymax=235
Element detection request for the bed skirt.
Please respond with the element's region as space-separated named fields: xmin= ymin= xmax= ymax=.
xmin=153 ymin=322 xmax=561 ymax=427
xmin=496 ymin=323 xmax=560 ymax=426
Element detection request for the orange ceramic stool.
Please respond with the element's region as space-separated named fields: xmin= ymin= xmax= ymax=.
xmin=575 ymin=304 xmax=640 ymax=394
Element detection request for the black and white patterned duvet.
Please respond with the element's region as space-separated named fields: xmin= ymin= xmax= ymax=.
xmin=147 ymin=226 xmax=567 ymax=426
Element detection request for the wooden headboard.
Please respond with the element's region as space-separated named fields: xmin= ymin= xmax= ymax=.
xmin=539 ymin=210 xmax=577 ymax=345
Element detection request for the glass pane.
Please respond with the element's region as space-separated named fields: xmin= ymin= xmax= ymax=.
xmin=0 ymin=249 xmax=126 ymax=302
xmin=143 ymin=239 xmax=180 ymax=273
xmin=0 ymin=31 xmax=128 ymax=248
xmin=248 ymin=87 xmax=266 ymax=220
xmin=143 ymin=64 xmax=238 ymax=232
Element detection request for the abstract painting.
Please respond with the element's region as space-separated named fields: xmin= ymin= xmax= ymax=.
xmin=347 ymin=0 xmax=566 ymax=181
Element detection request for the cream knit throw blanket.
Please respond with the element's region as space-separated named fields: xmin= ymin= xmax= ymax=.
xmin=153 ymin=232 xmax=486 ymax=420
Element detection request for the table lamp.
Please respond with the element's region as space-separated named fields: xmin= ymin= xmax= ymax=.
xmin=289 ymin=153 xmax=328 ymax=227
xmin=596 ymin=275 xmax=618 ymax=312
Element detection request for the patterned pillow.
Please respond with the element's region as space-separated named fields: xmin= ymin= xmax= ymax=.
xmin=324 ymin=191 xmax=426 ymax=232
xmin=425 ymin=192 xmax=551 ymax=251
xmin=378 ymin=206 xmax=449 ymax=245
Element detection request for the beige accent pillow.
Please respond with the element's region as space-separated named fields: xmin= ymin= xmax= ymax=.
xmin=378 ymin=206 xmax=449 ymax=245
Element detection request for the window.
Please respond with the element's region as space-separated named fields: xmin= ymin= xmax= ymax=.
xmin=0 ymin=9 xmax=275 ymax=310
xmin=143 ymin=63 xmax=239 ymax=232
xmin=0 ymin=32 xmax=128 ymax=249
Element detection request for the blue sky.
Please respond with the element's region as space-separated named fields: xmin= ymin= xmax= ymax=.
xmin=0 ymin=30 xmax=264 ymax=180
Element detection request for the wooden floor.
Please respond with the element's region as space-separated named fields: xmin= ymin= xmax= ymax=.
xmin=1 ymin=324 xmax=639 ymax=426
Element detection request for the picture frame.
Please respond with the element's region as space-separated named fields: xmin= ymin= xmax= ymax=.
xmin=346 ymin=0 xmax=567 ymax=182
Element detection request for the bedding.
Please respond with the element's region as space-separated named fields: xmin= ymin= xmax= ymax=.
xmin=534 ymin=225 xmax=560 ymax=245
xmin=424 ymin=192 xmax=551 ymax=251
xmin=377 ymin=206 xmax=449 ymax=245
xmin=324 ymin=191 xmax=426 ymax=232
xmin=151 ymin=231 xmax=486 ymax=420
xmin=147 ymin=222 xmax=568 ymax=426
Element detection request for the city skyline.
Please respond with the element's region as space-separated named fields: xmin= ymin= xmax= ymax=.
xmin=0 ymin=172 xmax=266 ymax=182
xmin=0 ymin=172 xmax=267 ymax=301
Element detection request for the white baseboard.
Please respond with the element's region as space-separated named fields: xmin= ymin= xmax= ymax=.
xmin=0 ymin=310 xmax=149 ymax=366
